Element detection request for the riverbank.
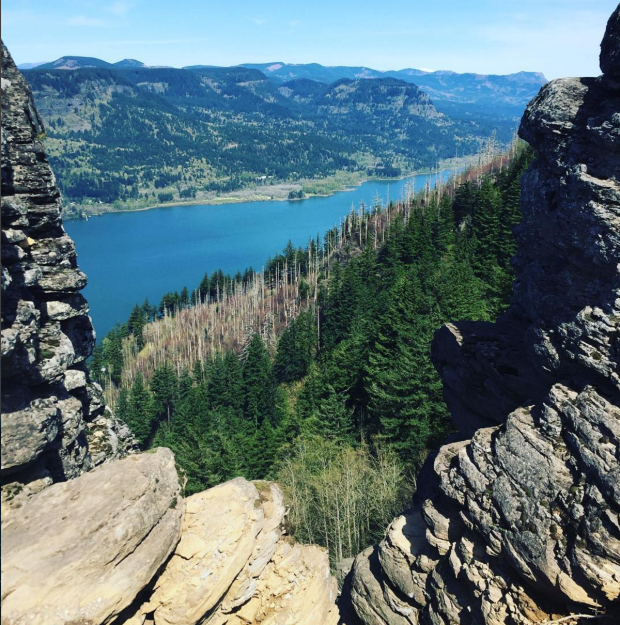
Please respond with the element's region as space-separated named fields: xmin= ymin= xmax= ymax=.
xmin=61 ymin=155 xmax=474 ymax=221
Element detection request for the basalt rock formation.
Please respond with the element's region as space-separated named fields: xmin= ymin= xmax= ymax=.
xmin=344 ymin=7 xmax=620 ymax=624
xmin=1 ymin=40 xmax=134 ymax=508
xmin=1 ymin=41 xmax=338 ymax=625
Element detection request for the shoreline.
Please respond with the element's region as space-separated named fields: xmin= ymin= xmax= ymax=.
xmin=62 ymin=159 xmax=470 ymax=221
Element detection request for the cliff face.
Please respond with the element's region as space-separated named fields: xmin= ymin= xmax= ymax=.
xmin=1 ymin=41 xmax=133 ymax=506
xmin=345 ymin=8 xmax=619 ymax=624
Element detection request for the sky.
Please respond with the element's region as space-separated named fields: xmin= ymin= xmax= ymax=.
xmin=2 ymin=0 xmax=617 ymax=79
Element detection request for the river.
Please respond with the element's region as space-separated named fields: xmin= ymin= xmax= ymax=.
xmin=65 ymin=170 xmax=454 ymax=339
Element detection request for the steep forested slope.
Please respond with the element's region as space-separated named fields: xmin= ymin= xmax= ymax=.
xmin=90 ymin=147 xmax=533 ymax=563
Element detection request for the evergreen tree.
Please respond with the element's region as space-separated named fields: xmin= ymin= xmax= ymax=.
xmin=319 ymin=385 xmax=354 ymax=442
xmin=150 ymin=362 xmax=178 ymax=424
xmin=127 ymin=373 xmax=155 ymax=446
xmin=365 ymin=273 xmax=449 ymax=461
xmin=242 ymin=334 xmax=276 ymax=428
xmin=128 ymin=304 xmax=147 ymax=350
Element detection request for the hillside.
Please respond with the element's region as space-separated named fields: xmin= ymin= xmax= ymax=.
xmin=90 ymin=142 xmax=531 ymax=536
xmin=1 ymin=41 xmax=340 ymax=625
xmin=35 ymin=55 xmax=114 ymax=70
xmin=24 ymin=65 xmax=506 ymax=214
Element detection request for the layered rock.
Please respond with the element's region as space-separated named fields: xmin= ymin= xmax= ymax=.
xmin=1 ymin=40 xmax=133 ymax=505
xmin=2 ymin=464 xmax=339 ymax=625
xmin=126 ymin=478 xmax=339 ymax=625
xmin=1 ymin=448 xmax=184 ymax=625
xmin=345 ymin=7 xmax=620 ymax=624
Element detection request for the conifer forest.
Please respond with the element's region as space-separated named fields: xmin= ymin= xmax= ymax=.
xmin=90 ymin=144 xmax=533 ymax=565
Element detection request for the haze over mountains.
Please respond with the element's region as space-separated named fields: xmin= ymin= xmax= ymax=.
xmin=20 ymin=55 xmax=546 ymax=115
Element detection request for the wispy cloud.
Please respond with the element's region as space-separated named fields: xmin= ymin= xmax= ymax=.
xmin=67 ymin=15 xmax=107 ymax=27
xmin=107 ymin=2 xmax=133 ymax=17
xmin=289 ymin=20 xmax=300 ymax=28
xmin=248 ymin=17 xmax=267 ymax=26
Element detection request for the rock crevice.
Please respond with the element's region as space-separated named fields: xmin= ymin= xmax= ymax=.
xmin=345 ymin=8 xmax=620 ymax=624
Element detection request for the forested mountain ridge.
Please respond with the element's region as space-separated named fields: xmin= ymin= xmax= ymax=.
xmin=23 ymin=56 xmax=546 ymax=114
xmin=24 ymin=63 xmax=519 ymax=214
xmin=242 ymin=61 xmax=546 ymax=114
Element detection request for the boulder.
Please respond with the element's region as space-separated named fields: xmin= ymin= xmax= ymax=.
xmin=127 ymin=477 xmax=338 ymax=625
xmin=1 ymin=448 xmax=183 ymax=625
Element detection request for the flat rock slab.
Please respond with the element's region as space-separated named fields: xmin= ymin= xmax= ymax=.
xmin=1 ymin=448 xmax=183 ymax=625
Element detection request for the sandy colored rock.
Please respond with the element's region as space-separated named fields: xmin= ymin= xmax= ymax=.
xmin=126 ymin=477 xmax=338 ymax=625
xmin=142 ymin=478 xmax=264 ymax=625
xmin=1 ymin=448 xmax=184 ymax=625
xmin=220 ymin=541 xmax=339 ymax=625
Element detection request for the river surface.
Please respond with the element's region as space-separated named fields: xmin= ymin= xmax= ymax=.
xmin=65 ymin=171 xmax=454 ymax=339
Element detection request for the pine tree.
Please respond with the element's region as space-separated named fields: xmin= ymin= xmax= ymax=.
xmin=319 ymin=385 xmax=354 ymax=442
xmin=365 ymin=273 xmax=449 ymax=461
xmin=150 ymin=362 xmax=178 ymax=424
xmin=127 ymin=373 xmax=155 ymax=446
xmin=242 ymin=334 xmax=276 ymax=428
xmin=128 ymin=304 xmax=147 ymax=350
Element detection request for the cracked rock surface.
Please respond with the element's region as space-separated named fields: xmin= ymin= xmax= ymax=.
xmin=125 ymin=478 xmax=339 ymax=625
xmin=1 ymin=40 xmax=134 ymax=508
xmin=344 ymin=7 xmax=620 ymax=624
xmin=1 ymin=448 xmax=184 ymax=625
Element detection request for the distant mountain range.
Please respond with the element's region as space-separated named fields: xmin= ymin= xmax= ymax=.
xmin=19 ymin=56 xmax=546 ymax=116
xmin=17 ymin=54 xmax=545 ymax=214
xmin=240 ymin=62 xmax=546 ymax=112
xmin=20 ymin=56 xmax=147 ymax=71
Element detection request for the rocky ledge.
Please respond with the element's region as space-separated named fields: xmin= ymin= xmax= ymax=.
xmin=344 ymin=7 xmax=620 ymax=625
xmin=1 ymin=459 xmax=338 ymax=625
xmin=1 ymin=40 xmax=134 ymax=508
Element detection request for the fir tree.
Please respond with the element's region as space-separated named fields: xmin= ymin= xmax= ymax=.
xmin=242 ymin=334 xmax=276 ymax=428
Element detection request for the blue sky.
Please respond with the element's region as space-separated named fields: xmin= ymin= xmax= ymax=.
xmin=2 ymin=0 xmax=616 ymax=79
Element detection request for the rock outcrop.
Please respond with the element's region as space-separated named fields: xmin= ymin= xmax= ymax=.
xmin=1 ymin=448 xmax=184 ymax=625
xmin=345 ymin=7 xmax=620 ymax=624
xmin=2 ymin=464 xmax=338 ymax=625
xmin=125 ymin=478 xmax=339 ymax=625
xmin=1 ymin=40 xmax=133 ymax=507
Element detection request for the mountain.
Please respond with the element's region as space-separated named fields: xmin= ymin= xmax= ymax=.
xmin=23 ymin=65 xmax=500 ymax=211
xmin=23 ymin=56 xmax=546 ymax=116
xmin=113 ymin=58 xmax=146 ymax=68
xmin=16 ymin=61 xmax=47 ymax=70
xmin=35 ymin=55 xmax=114 ymax=70
xmin=241 ymin=61 xmax=546 ymax=115
xmin=239 ymin=61 xmax=383 ymax=83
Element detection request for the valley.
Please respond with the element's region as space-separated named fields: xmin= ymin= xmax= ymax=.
xmin=21 ymin=59 xmax=537 ymax=217
xmin=2 ymin=4 xmax=619 ymax=624
xmin=66 ymin=168 xmax=456 ymax=339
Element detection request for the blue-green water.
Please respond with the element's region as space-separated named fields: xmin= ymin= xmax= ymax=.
xmin=65 ymin=171 xmax=453 ymax=339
